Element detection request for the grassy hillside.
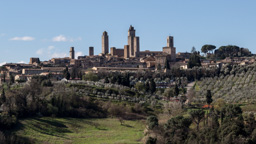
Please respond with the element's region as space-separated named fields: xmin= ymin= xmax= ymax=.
xmin=14 ymin=117 xmax=145 ymax=144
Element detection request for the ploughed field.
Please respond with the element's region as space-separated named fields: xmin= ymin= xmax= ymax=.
xmin=15 ymin=117 xmax=145 ymax=144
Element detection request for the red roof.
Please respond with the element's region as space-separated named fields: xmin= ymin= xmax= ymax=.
xmin=202 ymin=105 xmax=212 ymax=108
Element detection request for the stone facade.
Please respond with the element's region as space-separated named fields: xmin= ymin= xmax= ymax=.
xmin=102 ymin=31 xmax=109 ymax=54
xmin=110 ymin=47 xmax=124 ymax=57
xmin=29 ymin=57 xmax=40 ymax=65
xmin=124 ymin=45 xmax=130 ymax=59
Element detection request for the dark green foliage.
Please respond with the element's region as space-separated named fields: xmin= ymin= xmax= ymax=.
xmin=164 ymin=116 xmax=192 ymax=143
xmin=147 ymin=116 xmax=158 ymax=130
xmin=104 ymin=77 xmax=109 ymax=83
xmin=63 ymin=67 xmax=70 ymax=80
xmin=165 ymin=59 xmax=170 ymax=70
xmin=149 ymin=79 xmax=156 ymax=94
xmin=108 ymin=73 xmax=130 ymax=86
xmin=146 ymin=137 xmax=157 ymax=144
xmin=174 ymin=84 xmax=179 ymax=96
xmin=70 ymin=67 xmax=82 ymax=79
xmin=0 ymin=112 xmax=17 ymax=129
xmin=221 ymin=104 xmax=242 ymax=120
xmin=187 ymin=52 xmax=201 ymax=68
xmin=206 ymin=90 xmax=213 ymax=105
xmin=159 ymin=104 xmax=255 ymax=143
xmin=215 ymin=45 xmax=251 ymax=59
xmin=201 ymin=44 xmax=216 ymax=54
xmin=9 ymin=74 xmax=14 ymax=85
xmin=157 ymin=64 xmax=161 ymax=70
xmin=0 ymin=89 xmax=6 ymax=104
xmin=145 ymin=82 xmax=150 ymax=92
xmin=189 ymin=109 xmax=205 ymax=130
xmin=83 ymin=72 xmax=99 ymax=81
xmin=244 ymin=113 xmax=256 ymax=135
xmin=41 ymin=79 xmax=53 ymax=87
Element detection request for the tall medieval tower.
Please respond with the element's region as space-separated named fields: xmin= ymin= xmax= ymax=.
xmin=163 ymin=36 xmax=176 ymax=61
xmin=102 ymin=31 xmax=109 ymax=54
xmin=70 ymin=47 xmax=75 ymax=59
xmin=128 ymin=25 xmax=140 ymax=57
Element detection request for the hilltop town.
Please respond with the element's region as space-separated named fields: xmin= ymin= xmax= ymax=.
xmin=0 ymin=25 xmax=254 ymax=84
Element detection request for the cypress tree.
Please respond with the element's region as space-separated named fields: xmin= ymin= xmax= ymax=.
xmin=0 ymin=89 xmax=6 ymax=104
xmin=206 ymin=90 xmax=213 ymax=105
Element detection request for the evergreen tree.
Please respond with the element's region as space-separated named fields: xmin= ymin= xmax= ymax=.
xmin=157 ymin=64 xmax=161 ymax=70
xmin=145 ymin=82 xmax=150 ymax=92
xmin=187 ymin=52 xmax=201 ymax=68
xmin=63 ymin=67 xmax=70 ymax=80
xmin=165 ymin=59 xmax=170 ymax=70
xmin=147 ymin=116 xmax=158 ymax=130
xmin=0 ymin=89 xmax=6 ymax=104
xmin=149 ymin=79 xmax=156 ymax=94
xmin=189 ymin=109 xmax=205 ymax=131
xmin=9 ymin=74 xmax=14 ymax=85
xmin=206 ymin=90 xmax=213 ymax=105
xmin=174 ymin=84 xmax=179 ymax=96
xmin=105 ymin=77 xmax=109 ymax=83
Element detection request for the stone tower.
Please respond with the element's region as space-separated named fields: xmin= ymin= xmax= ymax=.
xmin=124 ymin=45 xmax=130 ymax=59
xmin=167 ymin=36 xmax=174 ymax=47
xmin=102 ymin=31 xmax=109 ymax=54
xmin=89 ymin=47 xmax=94 ymax=56
xmin=70 ymin=47 xmax=75 ymax=59
xmin=163 ymin=36 xmax=176 ymax=62
xmin=128 ymin=25 xmax=140 ymax=57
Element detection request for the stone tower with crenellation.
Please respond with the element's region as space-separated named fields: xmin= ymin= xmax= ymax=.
xmin=128 ymin=25 xmax=140 ymax=57
xmin=70 ymin=47 xmax=75 ymax=59
xmin=102 ymin=31 xmax=109 ymax=54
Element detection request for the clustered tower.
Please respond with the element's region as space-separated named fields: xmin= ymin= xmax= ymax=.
xmin=102 ymin=31 xmax=109 ymax=54
xmin=128 ymin=25 xmax=140 ymax=57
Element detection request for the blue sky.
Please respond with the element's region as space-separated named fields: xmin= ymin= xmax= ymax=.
xmin=0 ymin=0 xmax=256 ymax=64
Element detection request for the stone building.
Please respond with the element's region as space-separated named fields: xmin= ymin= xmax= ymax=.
xmin=124 ymin=45 xmax=130 ymax=59
xmin=102 ymin=31 xmax=109 ymax=54
xmin=110 ymin=47 xmax=124 ymax=57
xmin=155 ymin=54 xmax=172 ymax=69
xmin=70 ymin=47 xmax=75 ymax=59
xmin=89 ymin=47 xmax=94 ymax=56
xmin=29 ymin=57 xmax=40 ymax=65
xmin=50 ymin=57 xmax=70 ymax=65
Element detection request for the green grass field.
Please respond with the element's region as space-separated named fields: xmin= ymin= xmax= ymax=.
xmin=15 ymin=117 xmax=145 ymax=144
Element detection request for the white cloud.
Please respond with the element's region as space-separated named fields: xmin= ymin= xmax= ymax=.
xmin=36 ymin=49 xmax=44 ymax=55
xmin=10 ymin=36 xmax=35 ymax=41
xmin=52 ymin=35 xmax=68 ymax=42
xmin=52 ymin=35 xmax=82 ymax=42
xmin=17 ymin=61 xmax=26 ymax=64
xmin=51 ymin=53 xmax=68 ymax=58
xmin=0 ymin=33 xmax=5 ymax=37
xmin=75 ymin=51 xmax=83 ymax=59
xmin=48 ymin=46 xmax=55 ymax=50
xmin=0 ymin=62 xmax=6 ymax=66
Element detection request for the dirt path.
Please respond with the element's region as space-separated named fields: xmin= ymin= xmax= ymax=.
xmin=186 ymin=81 xmax=195 ymax=92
